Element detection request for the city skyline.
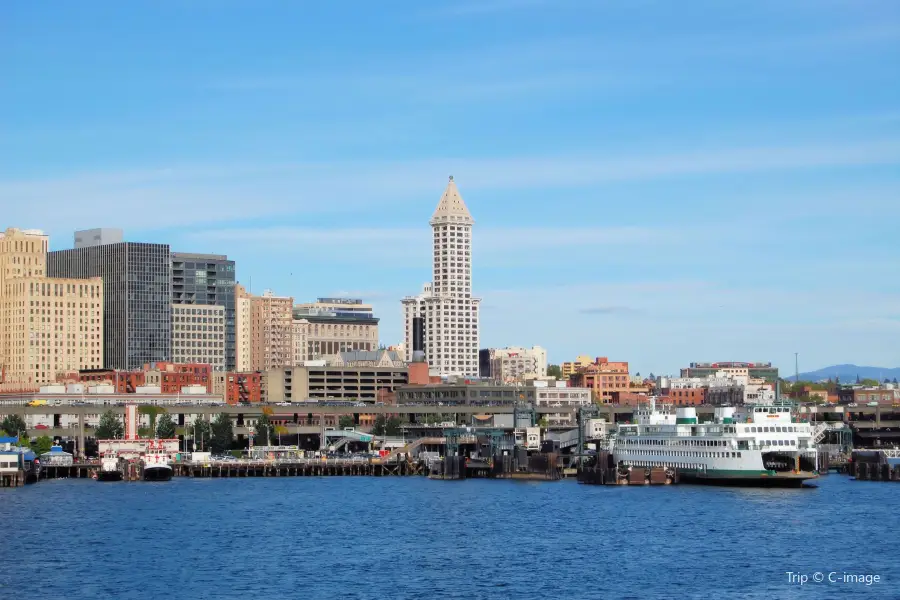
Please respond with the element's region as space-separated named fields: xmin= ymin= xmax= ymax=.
xmin=3 ymin=1 xmax=899 ymax=374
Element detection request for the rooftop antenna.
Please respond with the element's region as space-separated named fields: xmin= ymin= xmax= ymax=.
xmin=794 ymin=352 xmax=799 ymax=383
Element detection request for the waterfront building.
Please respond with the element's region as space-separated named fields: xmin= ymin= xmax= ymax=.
xmin=171 ymin=304 xmax=226 ymax=370
xmin=532 ymin=379 xmax=591 ymax=426
xmin=681 ymin=361 xmax=779 ymax=383
xmin=484 ymin=346 xmax=548 ymax=383
xmin=48 ymin=229 xmax=171 ymax=370
xmin=265 ymin=350 xmax=408 ymax=403
xmin=659 ymin=371 xmax=775 ymax=406
xmin=561 ymin=355 xmax=593 ymax=379
xmin=395 ymin=380 xmax=536 ymax=405
xmin=838 ymin=385 xmax=899 ymax=406
xmin=249 ymin=289 xmax=293 ymax=371
xmin=235 ymin=284 xmax=252 ymax=372
xmin=0 ymin=228 xmax=104 ymax=387
xmin=568 ymin=357 xmax=630 ymax=403
xmin=401 ymin=177 xmax=480 ymax=378
xmin=171 ymin=252 xmax=236 ymax=370
xmin=291 ymin=298 xmax=379 ymax=363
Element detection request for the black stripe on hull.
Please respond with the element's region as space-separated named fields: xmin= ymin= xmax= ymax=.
xmin=143 ymin=467 xmax=173 ymax=482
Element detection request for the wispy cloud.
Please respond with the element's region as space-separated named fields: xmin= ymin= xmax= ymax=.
xmin=6 ymin=137 xmax=899 ymax=234
xmin=580 ymin=306 xmax=642 ymax=316
xmin=183 ymin=225 xmax=673 ymax=268
xmin=477 ymin=281 xmax=900 ymax=371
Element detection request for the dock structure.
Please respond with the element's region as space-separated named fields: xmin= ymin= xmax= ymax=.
xmin=576 ymin=451 xmax=678 ymax=485
xmin=178 ymin=458 xmax=424 ymax=478
xmin=851 ymin=449 xmax=900 ymax=482
xmin=0 ymin=470 xmax=26 ymax=487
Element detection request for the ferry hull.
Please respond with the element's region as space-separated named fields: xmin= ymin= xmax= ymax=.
xmin=679 ymin=471 xmax=818 ymax=488
xmin=143 ymin=466 xmax=173 ymax=482
xmin=97 ymin=470 xmax=123 ymax=482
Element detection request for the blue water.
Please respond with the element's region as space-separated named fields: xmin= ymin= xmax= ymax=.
xmin=0 ymin=475 xmax=895 ymax=599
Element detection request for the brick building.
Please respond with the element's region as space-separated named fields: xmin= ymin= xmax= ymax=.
xmin=568 ymin=357 xmax=630 ymax=403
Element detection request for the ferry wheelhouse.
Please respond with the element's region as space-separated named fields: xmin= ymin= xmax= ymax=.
xmin=611 ymin=400 xmax=819 ymax=487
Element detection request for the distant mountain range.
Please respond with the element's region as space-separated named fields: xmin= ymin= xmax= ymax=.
xmin=792 ymin=364 xmax=900 ymax=383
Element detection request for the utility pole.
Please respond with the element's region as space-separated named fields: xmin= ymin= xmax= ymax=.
xmin=795 ymin=353 xmax=799 ymax=383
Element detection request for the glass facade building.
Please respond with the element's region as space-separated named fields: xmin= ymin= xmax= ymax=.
xmin=48 ymin=242 xmax=172 ymax=370
xmin=171 ymin=253 xmax=236 ymax=371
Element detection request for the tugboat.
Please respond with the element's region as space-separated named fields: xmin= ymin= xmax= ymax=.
xmin=142 ymin=444 xmax=173 ymax=482
xmin=97 ymin=452 xmax=122 ymax=482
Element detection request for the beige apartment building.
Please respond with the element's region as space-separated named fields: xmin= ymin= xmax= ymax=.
xmin=0 ymin=228 xmax=103 ymax=386
xmin=234 ymin=283 xmax=252 ymax=371
xmin=291 ymin=297 xmax=379 ymax=364
xmin=250 ymin=289 xmax=293 ymax=371
xmin=561 ymin=355 xmax=593 ymax=379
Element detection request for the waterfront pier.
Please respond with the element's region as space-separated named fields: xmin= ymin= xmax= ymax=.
xmin=177 ymin=458 xmax=424 ymax=478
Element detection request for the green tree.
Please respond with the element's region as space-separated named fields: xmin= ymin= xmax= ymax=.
xmin=155 ymin=413 xmax=177 ymax=439
xmin=254 ymin=413 xmax=274 ymax=446
xmin=96 ymin=410 xmax=124 ymax=440
xmin=385 ymin=416 xmax=403 ymax=436
xmin=192 ymin=417 xmax=211 ymax=451
xmin=29 ymin=435 xmax=53 ymax=455
xmin=138 ymin=405 xmax=166 ymax=432
xmin=860 ymin=378 xmax=880 ymax=387
xmin=1 ymin=414 xmax=27 ymax=438
xmin=538 ymin=417 xmax=549 ymax=428
xmin=209 ymin=413 xmax=233 ymax=454
xmin=372 ymin=415 xmax=399 ymax=436
xmin=338 ymin=415 xmax=355 ymax=429
xmin=547 ymin=364 xmax=562 ymax=379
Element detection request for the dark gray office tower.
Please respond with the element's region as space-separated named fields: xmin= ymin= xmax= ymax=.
xmin=171 ymin=253 xmax=236 ymax=371
xmin=48 ymin=234 xmax=172 ymax=370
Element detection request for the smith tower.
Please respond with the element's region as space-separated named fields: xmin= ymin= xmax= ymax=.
xmin=402 ymin=177 xmax=480 ymax=377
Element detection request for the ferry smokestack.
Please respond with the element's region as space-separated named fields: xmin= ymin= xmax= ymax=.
xmin=412 ymin=316 xmax=425 ymax=363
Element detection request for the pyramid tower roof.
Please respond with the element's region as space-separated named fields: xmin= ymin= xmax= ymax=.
xmin=430 ymin=176 xmax=474 ymax=225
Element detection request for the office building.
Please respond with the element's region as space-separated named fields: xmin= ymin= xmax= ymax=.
xmin=0 ymin=228 xmax=104 ymax=386
xmin=401 ymin=177 xmax=480 ymax=377
xmin=74 ymin=228 xmax=123 ymax=249
xmin=171 ymin=252 xmax=236 ymax=370
xmin=171 ymin=304 xmax=226 ymax=370
xmin=49 ymin=234 xmax=171 ymax=370
xmin=292 ymin=298 xmax=379 ymax=363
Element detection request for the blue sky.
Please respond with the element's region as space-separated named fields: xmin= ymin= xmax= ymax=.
xmin=2 ymin=0 xmax=899 ymax=375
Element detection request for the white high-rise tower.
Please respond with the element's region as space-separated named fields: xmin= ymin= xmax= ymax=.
xmin=402 ymin=177 xmax=480 ymax=378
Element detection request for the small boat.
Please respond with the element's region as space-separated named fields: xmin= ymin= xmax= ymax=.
xmin=97 ymin=453 xmax=122 ymax=482
xmin=143 ymin=448 xmax=173 ymax=482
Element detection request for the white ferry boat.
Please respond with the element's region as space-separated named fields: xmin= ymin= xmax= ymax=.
xmin=611 ymin=400 xmax=819 ymax=487
xmin=143 ymin=448 xmax=173 ymax=482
